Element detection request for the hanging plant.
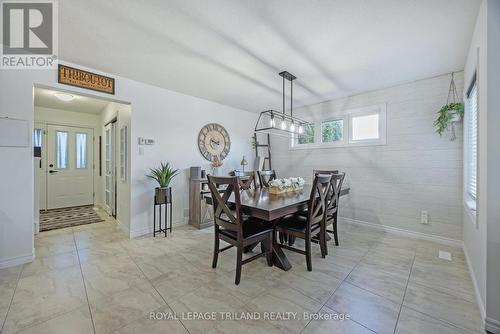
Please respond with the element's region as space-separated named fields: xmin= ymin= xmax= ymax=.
xmin=434 ymin=73 xmax=464 ymax=141
xmin=434 ymin=102 xmax=464 ymax=136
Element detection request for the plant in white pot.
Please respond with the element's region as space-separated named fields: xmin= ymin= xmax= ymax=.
xmin=146 ymin=162 xmax=179 ymax=204
xmin=434 ymin=72 xmax=464 ymax=141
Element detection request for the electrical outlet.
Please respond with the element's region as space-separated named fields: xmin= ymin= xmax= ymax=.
xmin=421 ymin=210 xmax=429 ymax=225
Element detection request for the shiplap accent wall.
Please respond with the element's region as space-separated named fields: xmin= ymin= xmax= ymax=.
xmin=272 ymin=73 xmax=464 ymax=241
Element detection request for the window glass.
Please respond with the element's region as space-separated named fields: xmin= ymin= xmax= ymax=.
xmin=297 ymin=123 xmax=315 ymax=144
xmin=56 ymin=131 xmax=68 ymax=169
xmin=467 ymin=83 xmax=478 ymax=199
xmin=351 ymin=114 xmax=379 ymax=141
xmin=321 ymin=120 xmax=343 ymax=143
xmin=76 ymin=133 xmax=87 ymax=169
xmin=33 ymin=129 xmax=42 ymax=147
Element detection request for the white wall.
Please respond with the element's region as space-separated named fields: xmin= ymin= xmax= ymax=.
xmin=272 ymin=73 xmax=464 ymax=243
xmin=485 ymin=0 xmax=500 ymax=330
xmin=34 ymin=106 xmax=103 ymax=208
xmin=0 ymin=61 xmax=256 ymax=268
xmin=463 ymin=0 xmax=487 ymax=321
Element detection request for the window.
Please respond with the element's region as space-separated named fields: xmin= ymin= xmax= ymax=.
xmin=351 ymin=113 xmax=379 ymax=141
xmin=290 ymin=104 xmax=386 ymax=149
xmin=33 ymin=128 xmax=42 ymax=147
xmin=321 ymin=119 xmax=343 ymax=143
xmin=56 ymin=131 xmax=68 ymax=169
xmin=297 ymin=123 xmax=315 ymax=144
xmin=76 ymin=133 xmax=87 ymax=169
xmin=466 ymin=76 xmax=478 ymax=199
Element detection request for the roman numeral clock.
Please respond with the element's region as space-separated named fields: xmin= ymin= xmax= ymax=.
xmin=197 ymin=123 xmax=231 ymax=161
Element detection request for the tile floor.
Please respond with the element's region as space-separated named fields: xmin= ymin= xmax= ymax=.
xmin=0 ymin=210 xmax=484 ymax=334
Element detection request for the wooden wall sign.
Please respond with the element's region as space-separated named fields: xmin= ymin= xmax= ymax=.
xmin=58 ymin=64 xmax=115 ymax=94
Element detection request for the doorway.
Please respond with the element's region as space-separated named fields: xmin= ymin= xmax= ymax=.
xmin=33 ymin=86 xmax=131 ymax=233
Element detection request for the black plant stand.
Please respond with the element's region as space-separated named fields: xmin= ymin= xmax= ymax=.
xmin=153 ymin=193 xmax=172 ymax=237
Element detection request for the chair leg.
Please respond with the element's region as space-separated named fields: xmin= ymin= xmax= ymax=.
xmin=212 ymin=228 xmax=220 ymax=269
xmin=235 ymin=246 xmax=243 ymax=285
xmin=279 ymin=232 xmax=285 ymax=244
xmin=333 ymin=213 xmax=339 ymax=246
xmin=266 ymin=234 xmax=273 ymax=266
xmin=319 ymin=225 xmax=326 ymax=258
xmin=305 ymin=233 xmax=312 ymax=271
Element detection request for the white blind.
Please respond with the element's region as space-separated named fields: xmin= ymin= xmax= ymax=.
xmin=467 ymin=83 xmax=478 ymax=199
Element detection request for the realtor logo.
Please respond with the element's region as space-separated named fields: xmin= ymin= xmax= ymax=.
xmin=1 ymin=0 xmax=58 ymax=69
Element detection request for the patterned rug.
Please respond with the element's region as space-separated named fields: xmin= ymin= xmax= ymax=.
xmin=40 ymin=205 xmax=104 ymax=232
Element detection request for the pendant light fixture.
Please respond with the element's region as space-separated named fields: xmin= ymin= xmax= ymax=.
xmin=254 ymin=71 xmax=308 ymax=137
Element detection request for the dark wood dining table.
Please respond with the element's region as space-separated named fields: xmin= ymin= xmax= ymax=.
xmin=227 ymin=185 xmax=350 ymax=271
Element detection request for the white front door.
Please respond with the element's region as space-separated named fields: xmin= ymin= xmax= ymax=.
xmin=104 ymin=123 xmax=116 ymax=216
xmin=47 ymin=125 xmax=94 ymax=209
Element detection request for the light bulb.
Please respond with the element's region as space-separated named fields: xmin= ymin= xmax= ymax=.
xmin=269 ymin=116 xmax=275 ymax=127
xmin=298 ymin=125 xmax=304 ymax=134
xmin=290 ymin=123 xmax=295 ymax=132
xmin=280 ymin=119 xmax=286 ymax=129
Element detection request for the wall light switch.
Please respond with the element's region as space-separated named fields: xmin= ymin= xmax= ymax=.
xmin=145 ymin=139 xmax=155 ymax=145
xmin=421 ymin=210 xmax=429 ymax=225
xmin=138 ymin=137 xmax=145 ymax=145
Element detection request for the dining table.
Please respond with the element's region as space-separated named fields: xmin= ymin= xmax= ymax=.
xmin=227 ymin=185 xmax=350 ymax=271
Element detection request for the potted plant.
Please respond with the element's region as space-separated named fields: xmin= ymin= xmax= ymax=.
xmin=434 ymin=102 xmax=464 ymax=137
xmin=146 ymin=162 xmax=179 ymax=204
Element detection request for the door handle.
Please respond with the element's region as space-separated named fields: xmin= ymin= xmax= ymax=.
xmin=49 ymin=170 xmax=58 ymax=174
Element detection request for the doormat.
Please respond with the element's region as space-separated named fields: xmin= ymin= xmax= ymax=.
xmin=40 ymin=205 xmax=104 ymax=232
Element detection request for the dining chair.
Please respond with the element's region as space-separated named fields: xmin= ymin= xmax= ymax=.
xmin=257 ymin=170 xmax=277 ymax=188
xmin=276 ymin=174 xmax=332 ymax=271
xmin=207 ymin=175 xmax=273 ymax=285
xmin=322 ymin=172 xmax=345 ymax=249
xmin=229 ymin=170 xmax=257 ymax=190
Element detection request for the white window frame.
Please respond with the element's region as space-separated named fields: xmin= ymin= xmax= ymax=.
xmin=464 ymin=72 xmax=478 ymax=217
xmin=290 ymin=104 xmax=386 ymax=150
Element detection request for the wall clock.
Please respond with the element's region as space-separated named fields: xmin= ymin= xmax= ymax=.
xmin=198 ymin=123 xmax=231 ymax=161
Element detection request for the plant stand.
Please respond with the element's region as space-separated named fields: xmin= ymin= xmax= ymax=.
xmin=153 ymin=193 xmax=172 ymax=237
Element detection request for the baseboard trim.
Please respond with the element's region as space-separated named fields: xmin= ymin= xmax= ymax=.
xmin=340 ymin=217 xmax=463 ymax=248
xmin=485 ymin=317 xmax=500 ymax=334
xmin=129 ymin=220 xmax=188 ymax=238
xmin=0 ymin=252 xmax=34 ymax=269
xmin=463 ymin=244 xmax=487 ymax=324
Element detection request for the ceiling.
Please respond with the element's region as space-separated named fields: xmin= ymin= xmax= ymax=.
xmin=59 ymin=0 xmax=480 ymax=112
xmin=34 ymin=87 xmax=109 ymax=114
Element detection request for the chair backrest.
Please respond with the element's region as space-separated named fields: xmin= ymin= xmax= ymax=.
xmin=229 ymin=170 xmax=257 ymax=190
xmin=207 ymin=175 xmax=242 ymax=236
xmin=307 ymin=174 xmax=332 ymax=228
xmin=257 ymin=170 xmax=277 ymax=188
xmin=314 ymin=170 xmax=345 ymax=215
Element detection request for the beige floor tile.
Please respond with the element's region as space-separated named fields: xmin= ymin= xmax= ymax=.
xmin=168 ymin=283 xmax=249 ymax=334
xmin=245 ymin=285 xmax=323 ymax=334
xmin=302 ymin=306 xmax=375 ymax=334
xmin=34 ymin=232 xmax=77 ymax=258
xmin=90 ymin=280 xmax=165 ymax=334
xmin=22 ymin=251 xmax=79 ymax=278
xmin=403 ymin=281 xmax=483 ymax=333
xmin=2 ymin=266 xmax=87 ymax=334
xmin=409 ymin=260 xmax=476 ymax=303
xmin=14 ymin=306 xmax=94 ymax=334
xmin=396 ymin=306 xmax=474 ymax=334
xmin=0 ymin=265 xmax=22 ymax=327
xmin=207 ymin=315 xmax=284 ymax=334
xmin=325 ymin=282 xmax=400 ymax=334
xmin=346 ymin=263 xmax=408 ymax=303
xmin=114 ymin=306 xmax=188 ymax=334
xmin=80 ymin=254 xmax=148 ymax=301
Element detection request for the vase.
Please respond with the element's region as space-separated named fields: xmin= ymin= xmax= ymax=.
xmin=155 ymin=187 xmax=171 ymax=204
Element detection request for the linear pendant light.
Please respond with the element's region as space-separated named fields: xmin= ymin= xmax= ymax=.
xmin=254 ymin=71 xmax=308 ymax=137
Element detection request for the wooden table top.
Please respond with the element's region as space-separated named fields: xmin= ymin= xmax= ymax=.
xmin=227 ymin=185 xmax=350 ymax=221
